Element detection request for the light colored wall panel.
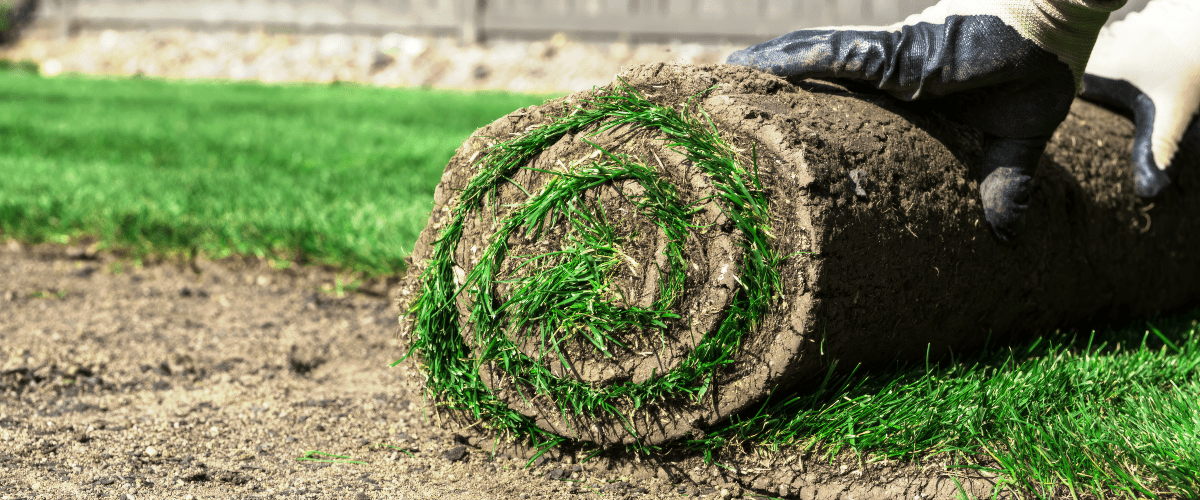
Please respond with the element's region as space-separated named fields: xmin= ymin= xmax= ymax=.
xmin=43 ymin=0 xmax=1155 ymax=40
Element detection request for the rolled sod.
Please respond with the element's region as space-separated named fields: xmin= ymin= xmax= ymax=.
xmin=396 ymin=62 xmax=1200 ymax=447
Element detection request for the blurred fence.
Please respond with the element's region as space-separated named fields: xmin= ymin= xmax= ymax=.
xmin=39 ymin=0 xmax=1151 ymax=43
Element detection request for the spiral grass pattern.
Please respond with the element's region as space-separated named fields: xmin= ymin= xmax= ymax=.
xmin=397 ymin=79 xmax=783 ymax=447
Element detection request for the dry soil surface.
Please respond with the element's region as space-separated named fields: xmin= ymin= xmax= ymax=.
xmin=1 ymin=240 xmax=1033 ymax=499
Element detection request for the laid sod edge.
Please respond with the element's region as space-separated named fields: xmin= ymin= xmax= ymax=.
xmin=0 ymin=70 xmax=558 ymax=278
xmin=396 ymin=79 xmax=783 ymax=447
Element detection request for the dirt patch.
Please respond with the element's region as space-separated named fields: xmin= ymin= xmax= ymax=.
xmin=398 ymin=62 xmax=1200 ymax=447
xmin=0 ymin=239 xmax=1064 ymax=499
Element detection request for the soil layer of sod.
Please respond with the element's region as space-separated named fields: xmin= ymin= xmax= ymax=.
xmin=397 ymin=62 xmax=1200 ymax=447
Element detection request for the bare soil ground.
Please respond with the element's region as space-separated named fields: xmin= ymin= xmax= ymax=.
xmin=1 ymin=240 xmax=1026 ymax=499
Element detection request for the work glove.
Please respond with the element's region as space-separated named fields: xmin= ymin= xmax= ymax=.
xmin=1081 ymin=0 xmax=1200 ymax=198
xmin=727 ymin=0 xmax=1126 ymax=242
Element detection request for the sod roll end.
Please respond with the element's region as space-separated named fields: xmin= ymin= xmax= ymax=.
xmin=396 ymin=62 xmax=1200 ymax=446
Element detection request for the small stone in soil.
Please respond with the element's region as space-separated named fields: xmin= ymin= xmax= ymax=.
xmin=443 ymin=445 xmax=467 ymax=462
xmin=182 ymin=472 xmax=209 ymax=482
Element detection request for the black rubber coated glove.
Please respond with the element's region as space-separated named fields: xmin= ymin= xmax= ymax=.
xmin=727 ymin=0 xmax=1127 ymax=242
xmin=1081 ymin=0 xmax=1200 ymax=198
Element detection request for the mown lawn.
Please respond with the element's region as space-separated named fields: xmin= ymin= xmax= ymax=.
xmin=0 ymin=68 xmax=558 ymax=275
xmin=1 ymin=68 xmax=1196 ymax=499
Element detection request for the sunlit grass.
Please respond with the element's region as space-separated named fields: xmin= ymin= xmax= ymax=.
xmin=0 ymin=69 xmax=559 ymax=275
xmin=704 ymin=312 xmax=1200 ymax=499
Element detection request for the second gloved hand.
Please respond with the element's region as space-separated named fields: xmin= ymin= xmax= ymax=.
xmin=1081 ymin=0 xmax=1200 ymax=198
xmin=727 ymin=0 xmax=1126 ymax=242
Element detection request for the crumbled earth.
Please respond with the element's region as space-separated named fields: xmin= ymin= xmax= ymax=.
xmin=0 ymin=26 xmax=741 ymax=93
xmin=0 ymin=239 xmax=1059 ymax=499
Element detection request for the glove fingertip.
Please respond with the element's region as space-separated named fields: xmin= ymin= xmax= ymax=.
xmin=1131 ymin=125 xmax=1172 ymax=198
xmin=1133 ymin=167 xmax=1171 ymax=198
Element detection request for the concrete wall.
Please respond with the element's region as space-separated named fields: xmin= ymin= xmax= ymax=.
xmin=36 ymin=0 xmax=1153 ymax=43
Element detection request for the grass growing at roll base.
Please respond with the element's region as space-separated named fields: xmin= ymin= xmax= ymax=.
xmin=718 ymin=315 xmax=1200 ymax=500
xmin=1 ymin=68 xmax=1196 ymax=499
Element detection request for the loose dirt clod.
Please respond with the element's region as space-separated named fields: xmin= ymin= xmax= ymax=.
xmin=398 ymin=62 xmax=1200 ymax=447
xmin=443 ymin=445 xmax=467 ymax=462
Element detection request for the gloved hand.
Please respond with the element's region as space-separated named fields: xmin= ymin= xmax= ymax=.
xmin=1081 ymin=0 xmax=1200 ymax=198
xmin=727 ymin=0 xmax=1127 ymax=242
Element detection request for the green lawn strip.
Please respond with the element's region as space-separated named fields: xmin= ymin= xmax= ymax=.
xmin=0 ymin=70 xmax=558 ymax=276
xmin=704 ymin=312 xmax=1200 ymax=499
